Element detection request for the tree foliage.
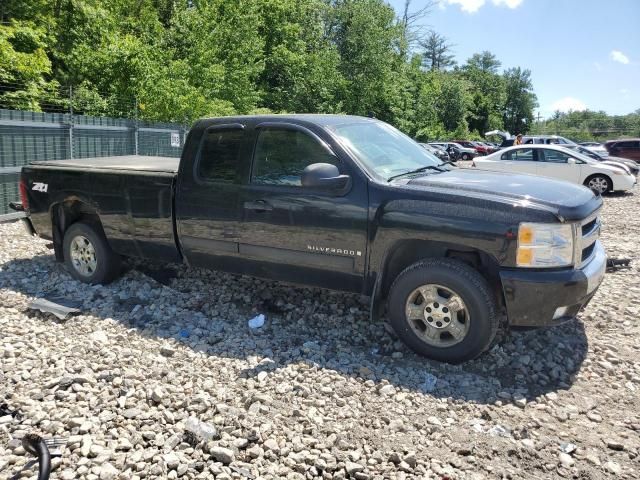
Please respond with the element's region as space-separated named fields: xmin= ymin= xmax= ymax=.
xmin=531 ymin=109 xmax=640 ymax=141
xmin=0 ymin=0 xmax=551 ymax=140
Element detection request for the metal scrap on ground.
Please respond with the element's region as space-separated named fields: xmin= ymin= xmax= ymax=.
xmin=28 ymin=296 xmax=82 ymax=320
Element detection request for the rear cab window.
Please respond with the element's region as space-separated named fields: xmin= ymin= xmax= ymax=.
xmin=196 ymin=127 xmax=245 ymax=183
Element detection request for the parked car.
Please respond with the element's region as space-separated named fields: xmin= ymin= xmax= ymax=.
xmin=580 ymin=142 xmax=601 ymax=147
xmin=453 ymin=140 xmax=493 ymax=156
xmin=13 ymin=115 xmax=608 ymax=363
xmin=564 ymin=144 xmax=639 ymax=176
xmin=476 ymin=141 xmax=497 ymax=154
xmin=472 ymin=144 xmax=636 ymax=194
xmin=419 ymin=143 xmax=450 ymax=162
xmin=488 ymin=131 xmax=577 ymax=149
xmin=429 ymin=142 xmax=477 ymax=161
xmin=605 ymin=139 xmax=640 ymax=163
xmin=578 ymin=142 xmax=609 ymax=157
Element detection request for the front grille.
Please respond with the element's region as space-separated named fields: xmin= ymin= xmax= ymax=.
xmin=581 ymin=218 xmax=597 ymax=236
xmin=578 ymin=212 xmax=600 ymax=267
xmin=581 ymin=242 xmax=596 ymax=262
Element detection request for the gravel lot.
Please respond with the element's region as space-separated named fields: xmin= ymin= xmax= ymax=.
xmin=1 ymin=188 xmax=639 ymax=480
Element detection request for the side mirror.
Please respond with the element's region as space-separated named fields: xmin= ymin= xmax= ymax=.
xmin=301 ymin=163 xmax=350 ymax=191
xmin=567 ymin=158 xmax=576 ymax=165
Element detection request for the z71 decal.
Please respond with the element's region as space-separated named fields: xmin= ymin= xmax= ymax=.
xmin=32 ymin=182 xmax=48 ymax=193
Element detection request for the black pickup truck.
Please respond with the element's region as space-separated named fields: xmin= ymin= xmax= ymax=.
xmin=13 ymin=115 xmax=607 ymax=363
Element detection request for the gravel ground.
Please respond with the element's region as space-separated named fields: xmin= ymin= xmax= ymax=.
xmin=1 ymin=188 xmax=639 ymax=480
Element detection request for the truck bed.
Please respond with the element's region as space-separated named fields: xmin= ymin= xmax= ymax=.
xmin=24 ymin=155 xmax=181 ymax=263
xmin=31 ymin=155 xmax=179 ymax=173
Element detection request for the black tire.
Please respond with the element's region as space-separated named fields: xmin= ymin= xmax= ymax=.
xmin=63 ymin=221 xmax=121 ymax=284
xmin=584 ymin=174 xmax=611 ymax=195
xmin=387 ymin=258 xmax=498 ymax=363
xmin=461 ymin=153 xmax=471 ymax=161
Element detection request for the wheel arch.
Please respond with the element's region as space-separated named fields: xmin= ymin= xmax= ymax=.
xmin=370 ymin=238 xmax=505 ymax=322
xmin=50 ymin=199 xmax=105 ymax=262
xmin=583 ymin=173 xmax=612 ymax=193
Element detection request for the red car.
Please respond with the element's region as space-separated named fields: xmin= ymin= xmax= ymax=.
xmin=605 ymin=139 xmax=640 ymax=163
xmin=453 ymin=140 xmax=493 ymax=156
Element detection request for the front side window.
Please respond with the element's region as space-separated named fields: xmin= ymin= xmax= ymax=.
xmin=252 ymin=128 xmax=339 ymax=186
xmin=616 ymin=141 xmax=639 ymax=148
xmin=540 ymin=149 xmax=572 ymax=163
xmin=501 ymin=148 xmax=536 ymax=161
xmin=197 ymin=128 xmax=244 ymax=183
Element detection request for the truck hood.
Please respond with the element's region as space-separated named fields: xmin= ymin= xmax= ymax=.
xmin=405 ymin=168 xmax=601 ymax=221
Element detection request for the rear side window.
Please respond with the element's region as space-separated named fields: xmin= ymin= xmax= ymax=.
xmin=616 ymin=141 xmax=639 ymax=148
xmin=501 ymin=148 xmax=536 ymax=161
xmin=252 ymin=128 xmax=338 ymax=186
xmin=197 ymin=128 xmax=244 ymax=183
xmin=540 ymin=149 xmax=572 ymax=163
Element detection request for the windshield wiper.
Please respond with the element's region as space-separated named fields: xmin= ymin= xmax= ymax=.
xmin=387 ymin=165 xmax=447 ymax=182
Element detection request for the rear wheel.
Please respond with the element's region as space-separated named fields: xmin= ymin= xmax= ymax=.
xmin=387 ymin=258 xmax=498 ymax=363
xmin=461 ymin=153 xmax=471 ymax=161
xmin=585 ymin=174 xmax=611 ymax=195
xmin=63 ymin=221 xmax=121 ymax=284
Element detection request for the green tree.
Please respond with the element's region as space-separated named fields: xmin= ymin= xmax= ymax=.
xmin=502 ymin=67 xmax=537 ymax=134
xmin=330 ymin=0 xmax=402 ymax=120
xmin=462 ymin=51 xmax=505 ymax=135
xmin=420 ymin=31 xmax=455 ymax=71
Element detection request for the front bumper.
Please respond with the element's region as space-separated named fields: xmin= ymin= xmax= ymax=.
xmin=612 ymin=173 xmax=637 ymax=191
xmin=499 ymin=241 xmax=606 ymax=327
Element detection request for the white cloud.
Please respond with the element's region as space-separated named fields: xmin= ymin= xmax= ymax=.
xmin=440 ymin=0 xmax=523 ymax=13
xmin=491 ymin=0 xmax=523 ymax=8
xmin=442 ymin=0 xmax=486 ymax=13
xmin=550 ymin=97 xmax=587 ymax=113
xmin=610 ymin=50 xmax=630 ymax=64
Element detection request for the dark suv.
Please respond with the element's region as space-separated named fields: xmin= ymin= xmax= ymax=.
xmin=605 ymin=139 xmax=640 ymax=163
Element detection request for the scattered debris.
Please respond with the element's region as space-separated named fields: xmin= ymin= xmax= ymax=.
xmin=487 ymin=425 xmax=511 ymax=438
xmin=184 ymin=417 xmax=218 ymax=442
xmin=560 ymin=442 xmax=577 ymax=454
xmin=0 ymin=403 xmax=22 ymax=420
xmin=248 ymin=314 xmax=266 ymax=329
xmin=606 ymin=257 xmax=631 ymax=272
xmin=28 ymin=295 xmax=81 ymax=320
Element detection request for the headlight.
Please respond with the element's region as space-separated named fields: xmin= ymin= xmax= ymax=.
xmin=517 ymin=223 xmax=574 ymax=267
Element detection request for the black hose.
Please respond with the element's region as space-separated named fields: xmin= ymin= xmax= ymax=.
xmin=22 ymin=433 xmax=51 ymax=480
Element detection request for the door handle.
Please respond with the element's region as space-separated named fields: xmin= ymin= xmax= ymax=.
xmin=244 ymin=200 xmax=273 ymax=212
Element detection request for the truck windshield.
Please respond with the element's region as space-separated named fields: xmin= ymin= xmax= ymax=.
xmin=330 ymin=121 xmax=444 ymax=180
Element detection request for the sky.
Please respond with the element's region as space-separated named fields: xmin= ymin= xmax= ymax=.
xmin=386 ymin=0 xmax=640 ymax=118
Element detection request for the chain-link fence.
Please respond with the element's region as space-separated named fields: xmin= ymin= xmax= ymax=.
xmin=0 ymin=108 xmax=188 ymax=218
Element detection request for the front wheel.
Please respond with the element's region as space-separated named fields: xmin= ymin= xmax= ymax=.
xmin=585 ymin=175 xmax=611 ymax=195
xmin=63 ymin=221 xmax=121 ymax=284
xmin=461 ymin=153 xmax=471 ymax=161
xmin=387 ymin=258 xmax=499 ymax=363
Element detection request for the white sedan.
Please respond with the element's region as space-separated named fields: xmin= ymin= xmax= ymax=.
xmin=472 ymin=145 xmax=636 ymax=194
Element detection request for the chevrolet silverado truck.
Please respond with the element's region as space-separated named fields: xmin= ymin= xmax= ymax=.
xmin=12 ymin=115 xmax=607 ymax=363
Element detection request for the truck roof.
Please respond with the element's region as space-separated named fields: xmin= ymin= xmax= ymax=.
xmin=30 ymin=155 xmax=179 ymax=173
xmin=196 ymin=114 xmax=378 ymax=128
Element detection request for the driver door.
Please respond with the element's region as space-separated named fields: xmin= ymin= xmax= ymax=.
xmin=537 ymin=148 xmax=581 ymax=183
xmin=237 ymin=123 xmax=369 ymax=293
